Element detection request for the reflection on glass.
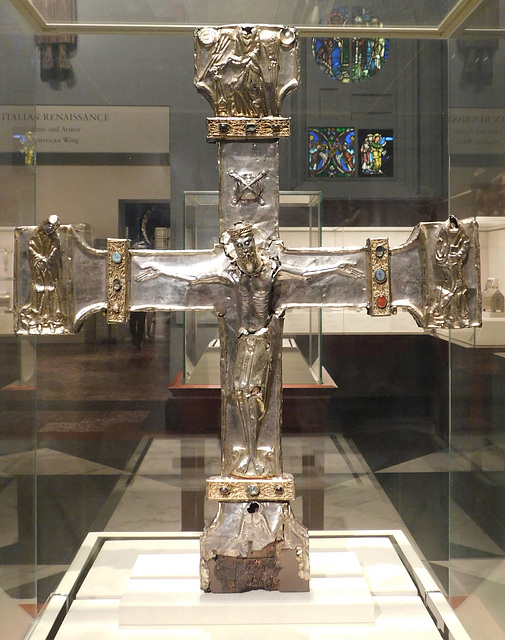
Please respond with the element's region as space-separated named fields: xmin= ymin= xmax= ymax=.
xmin=28 ymin=0 xmax=457 ymax=28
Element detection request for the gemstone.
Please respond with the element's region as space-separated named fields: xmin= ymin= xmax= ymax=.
xmin=377 ymin=295 xmax=388 ymax=309
xmin=375 ymin=245 xmax=385 ymax=258
xmin=219 ymin=122 xmax=230 ymax=133
xmin=275 ymin=484 xmax=283 ymax=494
xmin=219 ymin=485 xmax=230 ymax=495
xmin=246 ymin=123 xmax=257 ymax=134
xmin=112 ymin=278 xmax=122 ymax=292
xmin=247 ymin=484 xmax=260 ymax=497
xmin=111 ymin=251 xmax=122 ymax=264
xmin=374 ymin=268 xmax=387 ymax=283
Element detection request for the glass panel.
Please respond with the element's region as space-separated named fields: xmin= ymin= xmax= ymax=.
xmin=448 ymin=11 xmax=505 ymax=637
xmin=459 ymin=0 xmax=502 ymax=30
xmin=0 ymin=0 xmax=37 ymax=637
xmin=4 ymin=4 xmax=503 ymax=634
xmin=27 ymin=0 xmax=463 ymax=29
xmin=12 ymin=28 xmax=456 ymax=627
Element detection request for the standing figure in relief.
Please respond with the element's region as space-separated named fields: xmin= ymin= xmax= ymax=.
xmin=195 ymin=25 xmax=286 ymax=117
xmin=20 ymin=215 xmax=67 ymax=333
xmin=429 ymin=216 xmax=471 ymax=327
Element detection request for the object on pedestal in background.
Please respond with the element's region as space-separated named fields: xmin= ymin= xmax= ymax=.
xmin=32 ymin=0 xmax=77 ymax=82
xmin=129 ymin=311 xmax=146 ymax=350
xmin=127 ymin=214 xmax=154 ymax=350
xmin=483 ymin=278 xmax=505 ymax=314
xmin=13 ymin=24 xmax=483 ymax=596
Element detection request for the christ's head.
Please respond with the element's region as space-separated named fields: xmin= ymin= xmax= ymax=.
xmin=228 ymin=222 xmax=262 ymax=275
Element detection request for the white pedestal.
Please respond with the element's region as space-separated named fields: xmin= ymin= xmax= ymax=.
xmin=29 ymin=532 xmax=472 ymax=640
xmin=118 ymin=551 xmax=375 ymax=626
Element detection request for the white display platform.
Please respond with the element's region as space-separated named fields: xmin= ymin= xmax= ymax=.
xmin=187 ymin=339 xmax=323 ymax=385
xmin=27 ymin=531 xmax=473 ymax=640
xmin=118 ymin=551 xmax=374 ymax=626
xmin=436 ymin=316 xmax=505 ymax=348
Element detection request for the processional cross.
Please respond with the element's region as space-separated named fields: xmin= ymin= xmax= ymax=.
xmin=14 ymin=25 xmax=481 ymax=594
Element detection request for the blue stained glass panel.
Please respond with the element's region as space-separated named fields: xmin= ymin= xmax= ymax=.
xmin=312 ymin=5 xmax=389 ymax=84
xmin=308 ymin=127 xmax=355 ymax=177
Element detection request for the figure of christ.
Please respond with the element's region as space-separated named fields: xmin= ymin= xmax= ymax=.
xmin=135 ymin=220 xmax=363 ymax=479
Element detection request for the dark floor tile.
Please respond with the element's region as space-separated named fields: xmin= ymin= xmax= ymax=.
xmin=6 ymin=571 xmax=66 ymax=604
xmin=377 ymin=472 xmax=450 ymax=561
xmin=428 ymin=561 xmax=448 ymax=592
xmin=452 ymin=471 xmax=505 ymax=553
xmin=341 ymin=415 xmax=440 ymax=472
xmin=33 ymin=475 xmax=121 ymax=564
xmin=449 ymin=542 xmax=504 ymax=559
xmin=36 ymin=438 xmax=140 ymax=472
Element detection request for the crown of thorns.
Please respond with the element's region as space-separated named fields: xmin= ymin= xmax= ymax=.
xmin=228 ymin=222 xmax=255 ymax=242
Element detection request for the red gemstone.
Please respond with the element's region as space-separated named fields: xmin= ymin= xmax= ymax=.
xmin=377 ymin=295 xmax=388 ymax=309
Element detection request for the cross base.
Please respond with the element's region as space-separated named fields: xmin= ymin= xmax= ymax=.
xmin=206 ymin=543 xmax=310 ymax=593
xmin=200 ymin=501 xmax=310 ymax=593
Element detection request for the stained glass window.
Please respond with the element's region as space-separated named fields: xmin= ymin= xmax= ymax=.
xmin=358 ymin=130 xmax=394 ymax=177
xmin=312 ymin=6 xmax=389 ymax=83
xmin=308 ymin=127 xmax=355 ymax=177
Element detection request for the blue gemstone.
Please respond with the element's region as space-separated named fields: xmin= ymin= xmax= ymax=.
xmin=111 ymin=251 xmax=122 ymax=264
xmin=375 ymin=268 xmax=387 ymax=283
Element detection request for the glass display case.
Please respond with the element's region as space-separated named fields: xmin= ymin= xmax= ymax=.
xmin=1 ymin=1 xmax=505 ymax=639
xmin=0 ymin=227 xmax=15 ymax=335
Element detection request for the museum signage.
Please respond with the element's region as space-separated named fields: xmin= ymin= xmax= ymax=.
xmin=0 ymin=105 xmax=169 ymax=154
xmin=449 ymin=108 xmax=505 ymax=154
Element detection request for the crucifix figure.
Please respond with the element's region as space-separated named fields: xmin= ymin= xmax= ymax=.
xmin=14 ymin=25 xmax=481 ymax=595
xmin=135 ymin=219 xmax=361 ymax=481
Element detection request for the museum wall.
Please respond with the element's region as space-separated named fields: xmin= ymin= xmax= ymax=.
xmin=16 ymin=35 xmax=447 ymax=238
xmin=0 ymin=2 xmax=36 ymax=231
xmin=447 ymin=5 xmax=505 ymax=220
xmin=488 ymin=229 xmax=505 ymax=280
xmin=290 ymin=39 xmax=447 ymax=202
xmin=34 ymin=165 xmax=170 ymax=238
